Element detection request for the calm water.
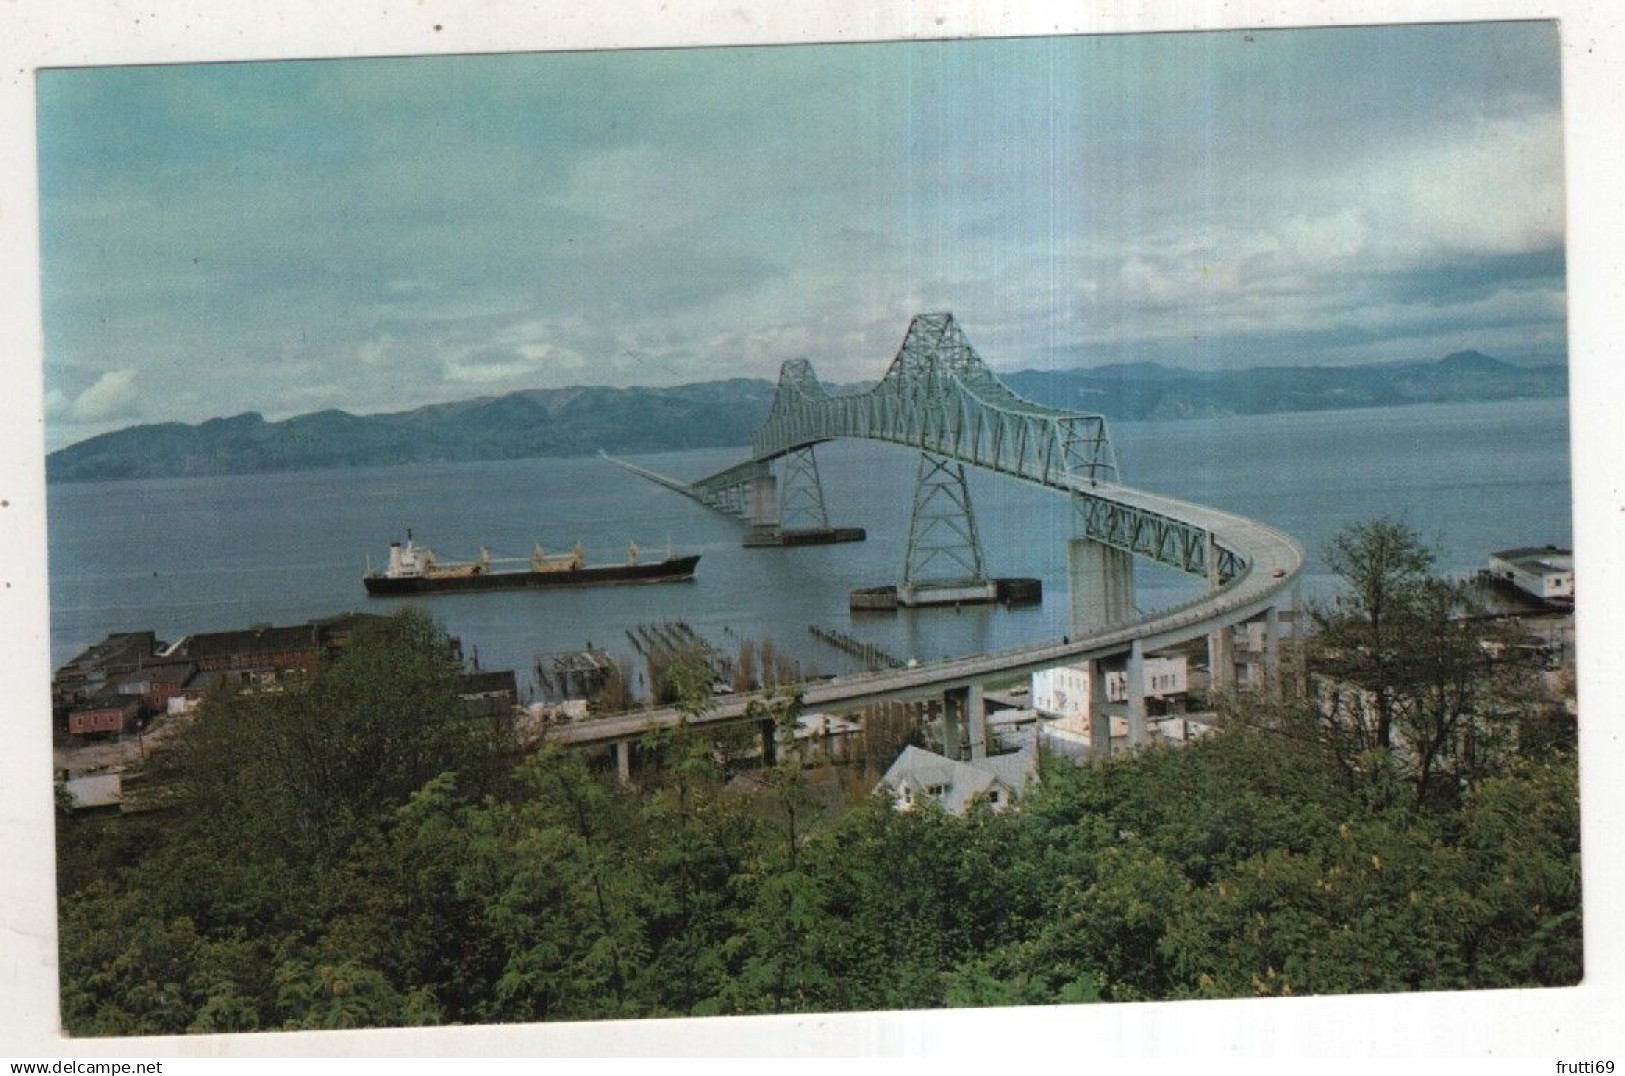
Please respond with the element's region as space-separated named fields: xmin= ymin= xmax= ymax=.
xmin=47 ymin=398 xmax=1572 ymax=697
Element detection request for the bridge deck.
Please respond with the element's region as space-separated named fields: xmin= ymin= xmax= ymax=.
xmin=545 ymin=476 xmax=1302 ymax=748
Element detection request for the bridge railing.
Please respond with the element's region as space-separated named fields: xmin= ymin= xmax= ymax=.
xmin=557 ymin=550 xmax=1279 ymax=733
xmin=583 ymin=312 xmax=1304 ymax=734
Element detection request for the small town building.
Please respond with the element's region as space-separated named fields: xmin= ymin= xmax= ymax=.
xmin=1036 ymin=709 xmax=1214 ymax=759
xmin=986 ymin=706 xmax=1041 ymax=753
xmin=172 ymin=624 xmax=326 ymax=676
xmin=166 ymin=612 xmax=388 ymax=679
xmin=1030 ymin=654 xmax=1189 ymax=721
xmin=786 ymin=711 xmax=864 ymax=765
xmin=61 ymin=772 xmax=123 ymax=814
xmin=1152 ymin=713 xmax=1216 ymax=744
xmin=1041 ymin=713 xmax=1128 ymax=758
xmin=51 ymin=631 xmax=166 ymax=718
xmin=67 ymin=694 xmax=142 ymax=738
xmin=876 ymin=743 xmax=1038 ymax=815
xmin=1030 ymin=663 xmax=1090 ymax=719
xmin=1487 ymin=546 xmax=1574 ymax=602
xmin=460 ymin=669 xmax=519 ymax=717
xmin=109 ymin=661 xmax=196 ymax=713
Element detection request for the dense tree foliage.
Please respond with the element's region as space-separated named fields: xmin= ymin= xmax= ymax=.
xmin=56 ymin=533 xmax=1581 ymax=1035
xmin=1295 ymin=518 xmax=1567 ymax=809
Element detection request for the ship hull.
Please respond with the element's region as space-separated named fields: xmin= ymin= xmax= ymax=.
xmin=364 ymin=554 xmax=700 ymax=597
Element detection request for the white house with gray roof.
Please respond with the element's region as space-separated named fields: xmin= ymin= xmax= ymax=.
xmin=876 ymin=743 xmax=1038 ymax=815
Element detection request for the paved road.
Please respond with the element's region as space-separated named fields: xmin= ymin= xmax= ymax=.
xmin=546 ymin=476 xmax=1303 ymax=748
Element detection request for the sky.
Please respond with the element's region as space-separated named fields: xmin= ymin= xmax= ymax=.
xmin=35 ymin=21 xmax=1566 ymax=449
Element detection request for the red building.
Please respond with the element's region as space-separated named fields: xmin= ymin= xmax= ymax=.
xmin=67 ymin=695 xmax=142 ymax=737
xmin=169 ymin=614 xmax=387 ymax=680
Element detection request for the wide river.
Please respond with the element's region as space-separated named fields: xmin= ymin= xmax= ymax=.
xmin=47 ymin=397 xmax=1572 ymax=698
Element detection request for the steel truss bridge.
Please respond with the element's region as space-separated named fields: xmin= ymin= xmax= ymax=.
xmin=585 ymin=312 xmax=1303 ymax=770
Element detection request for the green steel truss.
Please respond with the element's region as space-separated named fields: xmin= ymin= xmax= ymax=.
xmin=902 ymin=453 xmax=987 ymax=587
xmin=777 ymin=445 xmax=830 ymax=532
xmin=750 ymin=313 xmax=1118 ymax=487
xmin=690 ymin=459 xmax=767 ymax=520
xmin=1070 ymin=493 xmax=1243 ymax=582
xmin=687 ymin=312 xmax=1245 ymax=584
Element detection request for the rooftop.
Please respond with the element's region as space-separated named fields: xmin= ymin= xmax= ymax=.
xmin=877 ymin=743 xmax=1038 ymax=815
xmin=1491 ymin=545 xmax=1573 ymax=568
xmin=175 ymin=624 xmax=322 ymax=660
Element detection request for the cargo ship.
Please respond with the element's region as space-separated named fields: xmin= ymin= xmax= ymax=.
xmin=363 ymin=532 xmax=700 ymax=596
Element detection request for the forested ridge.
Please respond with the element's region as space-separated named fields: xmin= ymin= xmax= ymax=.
xmin=45 ymin=351 xmax=1563 ymax=482
xmin=55 ymin=524 xmax=1581 ymax=1033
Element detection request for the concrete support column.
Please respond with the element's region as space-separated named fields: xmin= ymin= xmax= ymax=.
xmin=1208 ymin=625 xmax=1235 ymax=692
xmin=967 ymin=683 xmax=988 ymax=760
xmin=1126 ymin=639 xmax=1148 ymax=748
xmin=1205 ymin=532 xmax=1234 ymax=692
xmin=615 ymin=740 xmax=631 ymax=785
xmin=1264 ymin=605 xmax=1281 ymax=699
xmin=940 ymin=689 xmax=964 ymax=761
xmin=760 ymin=718 xmax=778 ymax=766
xmin=1088 ymin=658 xmax=1112 ymax=760
xmin=1068 ymin=537 xmax=1136 ymax=635
xmin=751 ymin=473 xmax=779 ymax=528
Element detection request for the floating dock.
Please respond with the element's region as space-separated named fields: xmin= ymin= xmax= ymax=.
xmin=850 ymin=577 xmax=1042 ymax=612
xmin=743 ymin=526 xmax=867 ymax=547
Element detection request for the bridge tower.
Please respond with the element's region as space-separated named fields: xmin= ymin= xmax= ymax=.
xmin=777 ymin=444 xmax=831 ymax=533
xmin=899 ymin=452 xmax=998 ymax=607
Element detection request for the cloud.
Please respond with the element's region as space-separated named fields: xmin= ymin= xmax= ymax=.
xmin=1339 ymin=110 xmax=1565 ymax=261
xmin=35 ymin=24 xmax=1568 ymax=447
xmin=444 ymin=345 xmax=542 ymax=384
xmin=67 ymin=369 xmax=139 ymax=422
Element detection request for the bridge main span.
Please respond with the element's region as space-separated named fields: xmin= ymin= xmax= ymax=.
xmin=599 ymin=312 xmax=1303 ymax=765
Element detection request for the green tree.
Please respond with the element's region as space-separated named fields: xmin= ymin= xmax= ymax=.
xmin=1307 ymin=518 xmax=1531 ymax=807
xmin=1313 ymin=518 xmax=1438 ymax=754
xmin=1448 ymin=757 xmax=1582 ymax=986
xmin=174 ymin=609 xmax=515 ymax=857
xmin=57 ymin=609 xmax=521 ymax=1035
xmin=477 ymin=747 xmax=656 ymax=1022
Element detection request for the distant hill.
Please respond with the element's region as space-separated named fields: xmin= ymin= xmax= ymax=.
xmin=46 ymin=352 xmax=1566 ymax=482
xmin=1000 ymin=351 xmax=1565 ymax=422
xmin=46 ymin=379 xmax=778 ymax=482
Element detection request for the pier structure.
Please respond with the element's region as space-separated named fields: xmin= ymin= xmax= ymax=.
xmin=592 ymin=312 xmax=1302 ymax=776
xmin=898 ymin=452 xmax=997 ymax=607
xmin=535 ymin=646 xmax=619 ymax=700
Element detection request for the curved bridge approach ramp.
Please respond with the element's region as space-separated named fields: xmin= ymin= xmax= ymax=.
xmin=579 ymin=313 xmax=1304 ymax=763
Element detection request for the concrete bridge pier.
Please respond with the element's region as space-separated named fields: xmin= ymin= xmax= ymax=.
xmin=1226 ymin=606 xmax=1285 ymax=695
xmin=940 ymin=693 xmax=961 ymax=760
xmin=615 ymin=739 xmax=632 ymax=785
xmin=1207 ymin=627 xmax=1236 ymax=692
xmin=750 ymin=472 xmax=779 ymax=530
xmin=1263 ymin=604 xmax=1281 ymax=698
xmin=1089 ymin=656 xmax=1112 ymax=760
xmin=1206 ymin=532 xmax=1235 ymax=691
xmin=940 ymin=684 xmax=991 ymax=761
xmin=1126 ymin=639 xmax=1149 ymax=748
xmin=1068 ymin=537 xmax=1136 ymax=635
xmin=968 ymin=683 xmax=988 ymax=760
